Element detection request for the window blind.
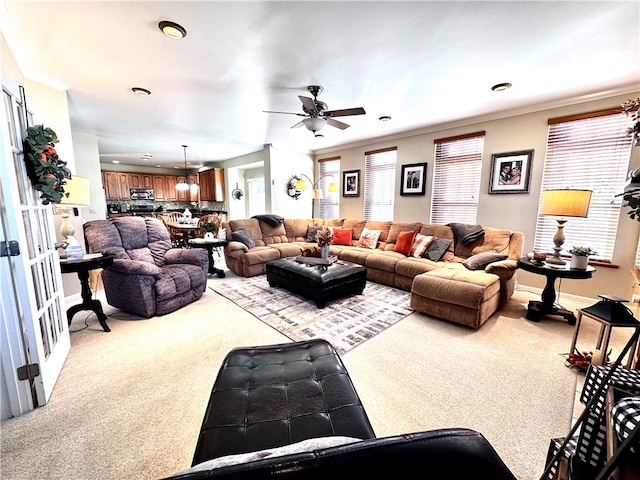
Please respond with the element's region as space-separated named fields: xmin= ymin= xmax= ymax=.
xmin=431 ymin=132 xmax=484 ymax=224
xmin=318 ymin=157 xmax=340 ymax=219
xmin=533 ymin=109 xmax=633 ymax=262
xmin=364 ymin=147 xmax=397 ymax=221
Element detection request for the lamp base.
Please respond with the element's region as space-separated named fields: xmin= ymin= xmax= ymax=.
xmin=545 ymin=254 xmax=566 ymax=265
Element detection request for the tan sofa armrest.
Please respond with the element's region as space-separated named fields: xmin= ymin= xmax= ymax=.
xmin=485 ymin=259 xmax=518 ymax=272
xmin=226 ymin=240 xmax=249 ymax=254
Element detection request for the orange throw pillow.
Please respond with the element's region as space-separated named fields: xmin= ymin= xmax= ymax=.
xmin=332 ymin=228 xmax=353 ymax=246
xmin=410 ymin=234 xmax=434 ymax=258
xmin=394 ymin=230 xmax=416 ymax=256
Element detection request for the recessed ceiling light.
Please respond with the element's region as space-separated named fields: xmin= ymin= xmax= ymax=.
xmin=112 ymin=160 xmax=119 ymax=164
xmin=379 ymin=115 xmax=392 ymax=121
xmin=491 ymin=82 xmax=512 ymax=92
xmin=314 ymin=134 xmax=324 ymax=139
xmin=131 ymin=87 xmax=151 ymax=96
xmin=158 ymin=21 xmax=187 ymax=39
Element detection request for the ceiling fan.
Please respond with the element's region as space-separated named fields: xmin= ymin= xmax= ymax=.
xmin=264 ymin=85 xmax=366 ymax=136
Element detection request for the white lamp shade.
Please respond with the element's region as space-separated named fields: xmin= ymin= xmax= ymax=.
xmin=58 ymin=177 xmax=90 ymax=207
xmin=302 ymin=117 xmax=327 ymax=132
xmin=311 ymin=188 xmax=324 ymax=199
xmin=539 ymin=189 xmax=592 ymax=218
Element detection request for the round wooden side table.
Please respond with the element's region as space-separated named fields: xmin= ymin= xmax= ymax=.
xmin=60 ymin=253 xmax=114 ymax=332
xmin=517 ymin=257 xmax=595 ymax=324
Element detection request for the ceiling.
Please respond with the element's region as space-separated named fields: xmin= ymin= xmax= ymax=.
xmin=2 ymin=1 xmax=638 ymax=170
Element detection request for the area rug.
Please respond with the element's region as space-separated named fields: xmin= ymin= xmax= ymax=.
xmin=209 ymin=276 xmax=413 ymax=354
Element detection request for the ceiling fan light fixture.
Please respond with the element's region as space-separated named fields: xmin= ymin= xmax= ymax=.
xmin=302 ymin=117 xmax=327 ymax=133
xmin=491 ymin=82 xmax=512 ymax=92
xmin=158 ymin=21 xmax=187 ymax=39
xmin=132 ymin=87 xmax=151 ymax=96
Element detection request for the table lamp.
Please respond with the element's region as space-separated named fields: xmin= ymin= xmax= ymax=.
xmin=539 ymin=188 xmax=592 ymax=265
xmin=56 ymin=176 xmax=90 ymax=259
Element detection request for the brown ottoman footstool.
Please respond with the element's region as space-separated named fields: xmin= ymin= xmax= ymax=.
xmin=410 ymin=268 xmax=501 ymax=329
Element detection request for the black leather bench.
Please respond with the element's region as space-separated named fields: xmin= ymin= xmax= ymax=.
xmin=265 ymin=258 xmax=367 ymax=308
xmin=191 ymin=339 xmax=375 ymax=464
xmin=168 ymin=339 xmax=517 ymax=480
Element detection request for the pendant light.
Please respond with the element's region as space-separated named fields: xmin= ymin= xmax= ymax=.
xmin=176 ymin=145 xmax=190 ymax=191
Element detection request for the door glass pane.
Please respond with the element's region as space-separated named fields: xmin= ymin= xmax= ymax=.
xmin=31 ymin=262 xmax=43 ymax=310
xmin=22 ymin=210 xmax=37 ymax=258
xmin=38 ymin=312 xmax=51 ymax=358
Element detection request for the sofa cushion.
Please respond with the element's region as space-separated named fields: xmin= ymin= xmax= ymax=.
xmin=259 ymin=221 xmax=288 ymax=245
xmin=228 ymin=219 xmax=264 ymax=246
xmin=424 ymin=237 xmax=453 ymax=261
xmin=454 ymin=227 xmax=514 ymax=258
xmin=394 ymin=230 xmax=416 ymax=256
xmin=410 ymin=234 xmax=433 ymax=258
xmin=363 ymin=221 xmax=392 ymax=247
xmin=283 ymin=219 xmax=311 ymax=241
xmin=332 ymin=228 xmax=353 ymax=246
xmin=231 ymin=229 xmax=256 ymax=249
xmin=462 ymin=250 xmax=508 ymax=270
xmin=306 ymin=226 xmax=323 ymax=242
xmin=155 ymin=264 xmax=206 ymax=300
xmin=358 ymin=228 xmax=381 ymax=249
xmin=342 ymin=220 xmax=366 ymax=241
xmin=322 ymin=219 xmax=345 ymax=227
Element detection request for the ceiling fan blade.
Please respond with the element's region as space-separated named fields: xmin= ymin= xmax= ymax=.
xmin=263 ymin=110 xmax=306 ymax=117
xmin=298 ymin=95 xmax=318 ymax=114
xmin=290 ymin=121 xmax=305 ymax=129
xmin=327 ymin=118 xmax=350 ymax=130
xmin=325 ymin=107 xmax=366 ymax=117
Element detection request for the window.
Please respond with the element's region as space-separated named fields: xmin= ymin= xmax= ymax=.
xmin=431 ymin=132 xmax=484 ymax=224
xmin=533 ymin=109 xmax=633 ymax=262
xmin=364 ymin=147 xmax=397 ymax=221
xmin=318 ymin=156 xmax=340 ymax=219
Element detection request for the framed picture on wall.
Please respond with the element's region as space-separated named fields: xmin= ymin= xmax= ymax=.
xmin=343 ymin=170 xmax=360 ymax=197
xmin=400 ymin=162 xmax=427 ymax=195
xmin=488 ymin=149 xmax=534 ymax=194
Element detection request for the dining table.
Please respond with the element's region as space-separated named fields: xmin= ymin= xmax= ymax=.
xmin=164 ymin=219 xmax=202 ymax=245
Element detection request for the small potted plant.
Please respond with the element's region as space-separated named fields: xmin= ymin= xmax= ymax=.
xmin=200 ymin=220 xmax=219 ymax=240
xmin=568 ymin=246 xmax=596 ymax=270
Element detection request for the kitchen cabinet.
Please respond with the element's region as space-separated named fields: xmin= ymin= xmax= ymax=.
xmin=129 ymin=173 xmax=152 ymax=189
xmin=189 ymin=175 xmax=199 ymax=202
xmin=117 ymin=173 xmax=130 ymax=199
xmin=102 ymin=170 xmax=204 ymax=202
xmin=152 ymin=175 xmax=166 ymax=200
xmin=102 ymin=171 xmax=120 ymax=200
xmin=102 ymin=171 xmax=130 ymax=200
xmin=199 ymin=168 xmax=225 ymax=201
xmin=165 ymin=175 xmax=178 ymax=201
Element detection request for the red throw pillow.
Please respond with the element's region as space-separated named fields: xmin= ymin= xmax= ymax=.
xmin=394 ymin=230 xmax=416 ymax=256
xmin=332 ymin=228 xmax=353 ymax=246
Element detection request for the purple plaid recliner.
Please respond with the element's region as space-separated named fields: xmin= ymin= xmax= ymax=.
xmin=84 ymin=216 xmax=208 ymax=318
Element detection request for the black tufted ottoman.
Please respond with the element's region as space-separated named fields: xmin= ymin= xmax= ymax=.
xmin=191 ymin=339 xmax=376 ymax=466
xmin=265 ymin=257 xmax=367 ymax=308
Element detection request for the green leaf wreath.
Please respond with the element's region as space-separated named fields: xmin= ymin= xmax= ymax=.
xmin=23 ymin=125 xmax=72 ymax=204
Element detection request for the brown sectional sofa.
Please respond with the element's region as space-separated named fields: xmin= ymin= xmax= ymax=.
xmin=222 ymin=218 xmax=524 ymax=329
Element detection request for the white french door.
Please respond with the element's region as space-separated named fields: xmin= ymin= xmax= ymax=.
xmin=0 ymin=77 xmax=70 ymax=417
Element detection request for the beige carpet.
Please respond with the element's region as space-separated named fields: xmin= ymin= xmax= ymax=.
xmin=1 ymin=271 xmax=631 ymax=480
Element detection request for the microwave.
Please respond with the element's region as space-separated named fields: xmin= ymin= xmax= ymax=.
xmin=130 ymin=188 xmax=154 ymax=200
